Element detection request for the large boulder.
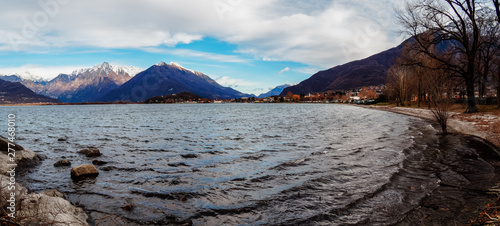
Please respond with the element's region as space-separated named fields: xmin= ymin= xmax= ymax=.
xmin=0 ymin=174 xmax=28 ymax=213
xmin=79 ymin=148 xmax=101 ymax=157
xmin=0 ymin=136 xmax=24 ymax=152
xmin=71 ymin=165 xmax=99 ymax=178
xmin=0 ymin=137 xmax=40 ymax=175
xmin=17 ymin=193 xmax=89 ymax=226
xmin=1 ymin=175 xmax=89 ymax=226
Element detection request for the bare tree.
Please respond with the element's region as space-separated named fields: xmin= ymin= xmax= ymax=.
xmin=426 ymin=66 xmax=454 ymax=134
xmin=495 ymin=57 xmax=500 ymax=108
xmin=494 ymin=0 xmax=500 ymax=21
xmin=386 ymin=64 xmax=411 ymax=106
xmin=493 ymin=0 xmax=500 ymax=108
xmin=476 ymin=5 xmax=500 ymax=106
xmin=398 ymin=0 xmax=483 ymax=113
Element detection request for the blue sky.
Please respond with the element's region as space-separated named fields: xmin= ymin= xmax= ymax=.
xmin=0 ymin=0 xmax=405 ymax=95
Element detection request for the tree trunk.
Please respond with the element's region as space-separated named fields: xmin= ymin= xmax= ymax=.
xmin=417 ymin=79 xmax=421 ymax=108
xmin=498 ymin=75 xmax=500 ymax=109
xmin=465 ymin=76 xmax=478 ymax=113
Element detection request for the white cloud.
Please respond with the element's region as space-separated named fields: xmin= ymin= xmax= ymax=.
xmin=141 ymin=47 xmax=249 ymax=63
xmin=162 ymin=33 xmax=203 ymax=46
xmin=215 ymin=75 xmax=265 ymax=94
xmin=278 ymin=67 xmax=290 ymax=74
xmin=0 ymin=65 xmax=83 ymax=79
xmin=0 ymin=0 xmax=405 ymax=68
xmin=215 ymin=76 xmax=258 ymax=87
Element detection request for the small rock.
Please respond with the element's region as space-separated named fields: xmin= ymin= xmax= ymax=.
xmin=92 ymin=160 xmax=108 ymax=166
xmin=57 ymin=138 xmax=67 ymax=142
xmin=121 ymin=203 xmax=134 ymax=211
xmin=181 ymin=154 xmax=198 ymax=159
xmin=79 ymin=148 xmax=102 ymax=157
xmin=71 ymin=164 xmax=99 ymax=179
xmin=54 ymin=159 xmax=71 ymax=167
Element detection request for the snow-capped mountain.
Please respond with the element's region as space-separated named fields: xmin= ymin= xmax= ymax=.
xmin=38 ymin=62 xmax=141 ymax=102
xmin=113 ymin=65 xmax=143 ymax=77
xmin=70 ymin=62 xmax=142 ymax=77
xmin=0 ymin=72 xmax=48 ymax=94
xmin=0 ymin=72 xmax=47 ymax=84
xmin=166 ymin=62 xmax=198 ymax=75
xmin=12 ymin=71 xmax=47 ymax=83
xmin=1 ymin=61 xmax=254 ymax=103
xmin=101 ymin=61 xmax=252 ymax=102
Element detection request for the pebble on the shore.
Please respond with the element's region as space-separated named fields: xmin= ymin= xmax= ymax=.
xmin=71 ymin=164 xmax=99 ymax=178
xmin=79 ymin=148 xmax=102 ymax=157
xmin=54 ymin=159 xmax=71 ymax=167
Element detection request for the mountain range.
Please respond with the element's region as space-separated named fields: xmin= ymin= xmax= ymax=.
xmin=41 ymin=62 xmax=140 ymax=102
xmin=101 ymin=62 xmax=250 ymax=102
xmin=0 ymin=63 xmax=142 ymax=103
xmin=281 ymin=41 xmax=406 ymax=95
xmin=0 ymin=79 xmax=60 ymax=104
xmin=0 ymin=62 xmax=252 ymax=103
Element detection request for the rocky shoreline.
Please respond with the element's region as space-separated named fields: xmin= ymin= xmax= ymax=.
xmin=363 ymin=105 xmax=500 ymax=225
xmin=0 ymin=137 xmax=90 ymax=226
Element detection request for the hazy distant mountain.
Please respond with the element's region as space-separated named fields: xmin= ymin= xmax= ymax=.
xmin=281 ymin=41 xmax=406 ymax=95
xmin=258 ymin=84 xmax=291 ymax=98
xmin=40 ymin=62 xmax=142 ymax=102
xmin=0 ymin=72 xmax=47 ymax=84
xmin=0 ymin=80 xmax=60 ymax=104
xmin=0 ymin=74 xmax=47 ymax=95
xmin=101 ymin=62 xmax=251 ymax=102
xmin=0 ymin=75 xmax=23 ymax=83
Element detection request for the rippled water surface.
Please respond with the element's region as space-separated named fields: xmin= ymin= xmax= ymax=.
xmin=1 ymin=104 xmax=439 ymax=225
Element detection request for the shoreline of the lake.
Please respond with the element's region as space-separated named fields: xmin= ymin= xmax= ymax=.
xmin=362 ymin=105 xmax=500 ymax=148
xmin=361 ymin=104 xmax=500 ymax=225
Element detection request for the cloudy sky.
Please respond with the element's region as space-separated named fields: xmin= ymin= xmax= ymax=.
xmin=0 ymin=0 xmax=405 ymax=94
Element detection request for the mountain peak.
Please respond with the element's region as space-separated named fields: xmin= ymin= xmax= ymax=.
xmin=156 ymin=61 xmax=167 ymax=66
xmin=71 ymin=62 xmax=142 ymax=77
xmin=168 ymin=62 xmax=183 ymax=68
xmin=92 ymin=62 xmax=112 ymax=72
xmin=165 ymin=62 xmax=200 ymax=75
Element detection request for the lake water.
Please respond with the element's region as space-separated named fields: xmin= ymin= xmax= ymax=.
xmin=1 ymin=104 xmax=442 ymax=225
